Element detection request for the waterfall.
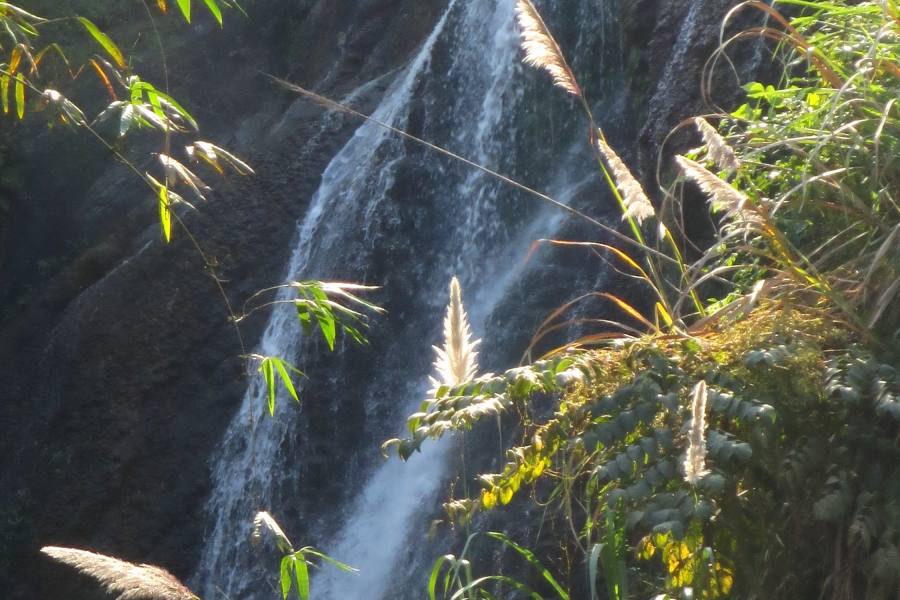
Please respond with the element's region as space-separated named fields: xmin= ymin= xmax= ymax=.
xmin=192 ymin=0 xmax=624 ymax=598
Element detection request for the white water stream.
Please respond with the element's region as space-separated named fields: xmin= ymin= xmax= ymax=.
xmin=192 ymin=0 xmax=612 ymax=598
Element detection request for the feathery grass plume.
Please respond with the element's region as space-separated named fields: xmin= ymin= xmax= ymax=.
xmin=683 ymin=380 xmax=710 ymax=485
xmin=514 ymin=0 xmax=581 ymax=97
xmin=596 ymin=138 xmax=655 ymax=224
xmin=40 ymin=547 xmax=197 ymax=600
xmin=432 ymin=277 xmax=480 ymax=388
xmin=694 ymin=117 xmax=739 ymax=171
xmin=252 ymin=510 xmax=294 ymax=554
xmin=675 ymin=155 xmax=757 ymax=223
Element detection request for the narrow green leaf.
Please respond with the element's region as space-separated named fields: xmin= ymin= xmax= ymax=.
xmin=316 ymin=311 xmax=336 ymax=350
xmin=485 ymin=533 xmax=568 ymax=600
xmin=263 ymin=358 xmax=275 ymax=416
xmin=429 ymin=555 xmax=452 ymax=600
xmin=274 ymin=359 xmax=300 ymax=403
xmin=300 ymin=549 xmax=358 ymax=572
xmin=175 ymin=0 xmax=191 ymax=22
xmin=159 ymin=186 xmax=171 ymax=242
xmin=296 ymin=303 xmax=313 ymax=336
xmin=14 ymin=75 xmax=23 ymax=119
xmin=1 ymin=74 xmax=9 ymax=114
xmin=588 ymin=544 xmax=601 ymax=600
xmin=201 ymin=0 xmax=223 ymax=26
xmin=77 ymin=18 xmax=125 ymax=68
xmin=294 ymin=556 xmax=309 ymax=600
xmin=280 ymin=556 xmax=292 ymax=599
xmin=449 ymin=576 xmax=542 ymax=600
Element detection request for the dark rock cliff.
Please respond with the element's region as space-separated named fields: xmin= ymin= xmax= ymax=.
xmin=0 ymin=0 xmax=764 ymax=598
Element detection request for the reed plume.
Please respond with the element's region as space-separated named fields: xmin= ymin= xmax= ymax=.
xmin=514 ymin=0 xmax=581 ymax=97
xmin=682 ymin=380 xmax=710 ymax=485
xmin=432 ymin=277 xmax=480 ymax=387
xmin=251 ymin=510 xmax=294 ymax=553
xmin=675 ymin=155 xmax=758 ymax=224
xmin=40 ymin=547 xmax=197 ymax=600
xmin=596 ymin=138 xmax=655 ymax=224
xmin=694 ymin=117 xmax=739 ymax=171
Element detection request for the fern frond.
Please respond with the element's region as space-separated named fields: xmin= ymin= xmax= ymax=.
xmin=514 ymin=0 xmax=581 ymax=97
xmin=683 ymin=380 xmax=710 ymax=485
xmin=41 ymin=547 xmax=197 ymax=600
xmin=432 ymin=277 xmax=480 ymax=387
xmin=597 ymin=138 xmax=654 ymax=224
xmin=694 ymin=117 xmax=739 ymax=171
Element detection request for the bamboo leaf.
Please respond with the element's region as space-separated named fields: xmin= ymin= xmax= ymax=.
xmin=175 ymin=0 xmax=191 ymax=22
xmin=262 ymin=358 xmax=275 ymax=416
xmin=1 ymin=74 xmax=9 ymax=114
xmin=119 ymin=103 xmax=134 ymax=136
xmin=299 ymin=549 xmax=358 ymax=572
xmin=158 ymin=186 xmax=171 ymax=242
xmin=77 ymin=18 xmax=125 ymax=68
xmin=280 ymin=556 xmax=292 ymax=599
xmin=14 ymin=75 xmax=23 ymax=119
xmin=274 ymin=359 xmax=300 ymax=403
xmin=201 ymin=0 xmax=223 ymax=26
xmin=293 ymin=556 xmax=309 ymax=600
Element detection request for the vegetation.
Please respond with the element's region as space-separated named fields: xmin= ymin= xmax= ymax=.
xmin=386 ymin=1 xmax=900 ymax=599
xmin=12 ymin=0 xmax=900 ymax=598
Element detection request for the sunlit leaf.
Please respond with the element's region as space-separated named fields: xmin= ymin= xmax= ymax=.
xmin=262 ymin=358 xmax=275 ymax=416
xmin=279 ymin=556 xmax=292 ymax=599
xmin=14 ymin=75 xmax=24 ymax=119
xmin=293 ymin=556 xmax=309 ymax=600
xmin=77 ymin=17 xmax=125 ymax=68
xmin=119 ymin=103 xmax=134 ymax=136
xmin=201 ymin=0 xmax=223 ymax=26
xmin=158 ymin=186 xmax=171 ymax=242
xmin=274 ymin=359 xmax=301 ymax=403
xmin=89 ymin=59 xmax=117 ymax=100
xmin=175 ymin=0 xmax=191 ymax=22
xmin=1 ymin=74 xmax=9 ymax=114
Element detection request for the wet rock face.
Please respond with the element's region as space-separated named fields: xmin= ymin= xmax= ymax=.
xmin=0 ymin=0 xmax=760 ymax=599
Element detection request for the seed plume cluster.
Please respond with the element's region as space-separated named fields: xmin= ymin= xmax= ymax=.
xmin=694 ymin=117 xmax=739 ymax=171
xmin=41 ymin=546 xmax=197 ymax=600
xmin=683 ymin=381 xmax=710 ymax=485
xmin=596 ymin=138 xmax=655 ymax=224
xmin=514 ymin=0 xmax=581 ymax=97
xmin=432 ymin=277 xmax=480 ymax=388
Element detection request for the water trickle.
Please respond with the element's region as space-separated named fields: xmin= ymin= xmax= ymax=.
xmin=191 ymin=0 xmax=619 ymax=598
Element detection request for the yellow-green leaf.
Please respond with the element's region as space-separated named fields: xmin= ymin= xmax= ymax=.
xmin=77 ymin=17 xmax=125 ymax=68
xmin=201 ymin=0 xmax=222 ymax=26
xmin=1 ymin=74 xmax=9 ymax=114
xmin=294 ymin=556 xmax=309 ymax=600
xmin=9 ymin=45 xmax=21 ymax=75
xmin=175 ymin=0 xmax=191 ymax=22
xmin=158 ymin=186 xmax=171 ymax=242
xmin=15 ymin=76 xmax=24 ymax=119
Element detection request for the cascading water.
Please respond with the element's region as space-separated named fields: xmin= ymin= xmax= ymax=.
xmin=192 ymin=0 xmax=626 ymax=598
